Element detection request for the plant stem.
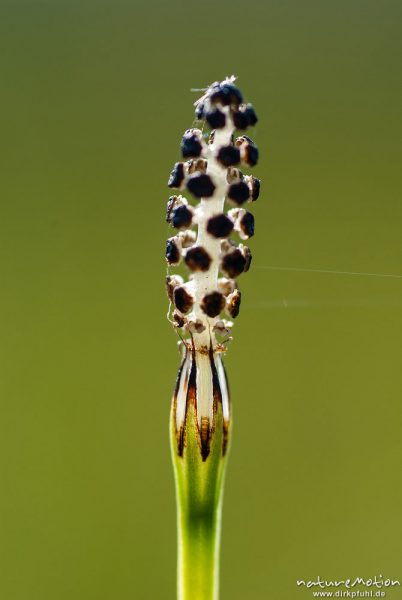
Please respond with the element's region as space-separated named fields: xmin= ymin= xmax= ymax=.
xmin=171 ymin=398 xmax=228 ymax=600
xmin=177 ymin=506 xmax=221 ymax=600
xmin=167 ymin=77 xmax=259 ymax=600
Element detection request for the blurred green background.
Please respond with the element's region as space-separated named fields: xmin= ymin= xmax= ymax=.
xmin=1 ymin=0 xmax=401 ymax=598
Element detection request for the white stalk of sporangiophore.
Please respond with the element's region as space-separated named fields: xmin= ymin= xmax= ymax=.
xmin=187 ymin=107 xmax=234 ymax=349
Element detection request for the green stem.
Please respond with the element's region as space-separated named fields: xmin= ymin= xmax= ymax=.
xmin=177 ymin=507 xmax=221 ymax=600
xmin=171 ymin=403 xmax=228 ymax=600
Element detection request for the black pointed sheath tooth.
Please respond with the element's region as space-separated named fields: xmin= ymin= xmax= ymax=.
xmin=240 ymin=212 xmax=255 ymax=238
xmin=216 ymin=145 xmax=241 ymax=167
xmin=221 ymin=249 xmax=246 ymax=278
xmin=165 ymin=238 xmax=181 ymax=265
xmin=227 ymin=181 xmax=250 ymax=205
xmin=200 ymin=416 xmax=211 ymax=461
xmin=187 ymin=173 xmax=215 ymax=198
xmin=168 ymin=162 xmax=185 ymax=188
xmin=201 ymin=291 xmax=226 ymax=318
xmin=185 ymin=246 xmax=212 ymax=272
xmin=206 ymin=109 xmax=226 ymax=129
xmin=206 ymin=214 xmax=234 ymax=238
xmin=171 ymin=205 xmax=193 ymax=229
xmin=173 ymin=286 xmax=194 ymax=314
xmin=176 ymin=351 xmax=196 ymax=456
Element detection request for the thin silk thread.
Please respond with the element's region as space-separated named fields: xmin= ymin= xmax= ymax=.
xmin=254 ymin=265 xmax=402 ymax=280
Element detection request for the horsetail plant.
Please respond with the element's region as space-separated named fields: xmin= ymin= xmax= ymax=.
xmin=165 ymin=77 xmax=260 ymax=600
